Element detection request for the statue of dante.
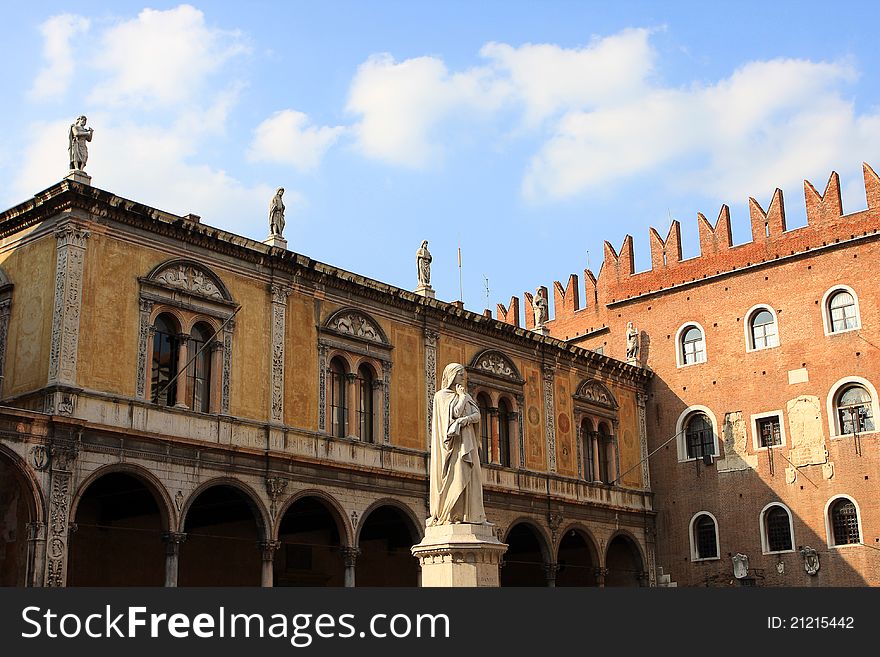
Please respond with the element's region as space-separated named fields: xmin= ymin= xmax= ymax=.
xmin=417 ymin=240 xmax=432 ymax=287
xmin=532 ymin=288 xmax=548 ymax=327
xmin=68 ymin=115 xmax=93 ymax=171
xmin=626 ymin=321 xmax=639 ymax=360
xmin=269 ymin=187 xmax=285 ymax=236
xmin=429 ymin=363 xmax=486 ymax=525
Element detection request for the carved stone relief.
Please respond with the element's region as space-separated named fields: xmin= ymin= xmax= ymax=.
xmin=543 ymin=366 xmax=557 ymax=472
xmin=637 ymin=392 xmax=650 ymax=489
xmin=270 ymin=285 xmax=289 ymax=423
xmin=787 ymin=396 xmax=827 ymax=467
xmin=45 ymin=441 xmax=78 ymax=587
xmin=221 ymin=324 xmax=234 ymax=414
xmin=472 ymin=351 xmax=519 ymax=380
xmin=424 ymin=329 xmax=438 ymax=449
xmin=153 ymin=263 xmax=223 ymax=300
xmin=327 ymin=311 xmax=384 ymax=343
xmin=318 ymin=345 xmax=328 ymax=431
xmin=135 ymin=299 xmax=154 ymax=398
xmin=48 ymin=224 xmax=90 ymax=386
xmin=577 ymin=380 xmax=617 ymax=408
xmin=716 ymin=411 xmax=757 ymax=472
xmin=0 ymin=299 xmax=11 ymax=398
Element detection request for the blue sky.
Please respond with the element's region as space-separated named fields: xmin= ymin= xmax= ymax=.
xmin=3 ymin=1 xmax=880 ymax=315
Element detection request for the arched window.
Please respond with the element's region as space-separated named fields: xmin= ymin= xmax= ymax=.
xmin=477 ymin=393 xmax=491 ymax=463
xmin=498 ymin=398 xmax=511 ymax=467
xmin=187 ymin=323 xmax=214 ymax=413
xmin=356 ymin=364 xmax=374 ymax=443
xmin=827 ymin=290 xmax=858 ymax=333
xmin=151 ymin=313 xmax=180 ymax=406
xmin=691 ymin=513 xmax=719 ymax=560
xmin=763 ymin=505 xmax=793 ymax=553
xmin=685 ymin=413 xmax=715 ymax=459
xmin=580 ymin=419 xmax=594 ymax=481
xmin=329 ymin=357 xmax=347 ymax=438
xmin=679 ymin=324 xmax=706 ymax=365
xmin=836 ymin=385 xmax=875 ymax=435
xmin=829 ymin=498 xmax=861 ymax=546
xmin=749 ymin=308 xmax=778 ymax=350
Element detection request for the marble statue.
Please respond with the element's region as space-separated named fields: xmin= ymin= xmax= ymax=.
xmin=428 ymin=363 xmax=486 ymax=525
xmin=417 ymin=240 xmax=432 ymax=287
xmin=626 ymin=321 xmax=639 ymax=360
xmin=68 ymin=115 xmax=93 ymax=171
xmin=269 ymin=187 xmax=285 ymax=237
xmin=532 ymin=288 xmax=548 ymax=327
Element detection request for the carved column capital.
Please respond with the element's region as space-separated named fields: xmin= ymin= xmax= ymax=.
xmin=54 ymin=223 xmax=90 ymax=248
xmin=341 ymin=546 xmax=361 ymax=568
xmin=260 ymin=540 xmax=281 ymax=562
xmin=345 ymin=372 xmax=358 ymax=384
xmin=139 ymin=298 xmax=154 ymax=314
xmin=543 ymin=562 xmax=560 ymax=579
xmin=270 ymin=283 xmax=291 ymax=305
xmin=162 ymin=531 xmax=187 ymax=556
xmin=423 ymin=328 xmax=440 ymax=342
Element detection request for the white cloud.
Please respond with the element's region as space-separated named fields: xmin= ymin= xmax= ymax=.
xmin=480 ymin=28 xmax=655 ymax=124
xmin=89 ymin=4 xmax=248 ymax=108
xmin=29 ymin=14 xmax=91 ymax=101
xmin=524 ymin=57 xmax=880 ymax=202
xmin=346 ymin=53 xmax=508 ymax=168
xmin=248 ymin=110 xmax=345 ymax=172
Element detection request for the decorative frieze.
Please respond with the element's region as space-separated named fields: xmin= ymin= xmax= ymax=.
xmin=45 ymin=440 xmax=78 ymax=587
xmin=637 ymin=392 xmax=650 ymax=489
xmin=221 ymin=322 xmax=234 ymax=414
xmin=266 ymin=476 xmax=288 ymax=517
xmin=542 ymin=365 xmax=557 ymax=472
xmin=48 ymin=224 xmax=90 ymax=386
xmin=0 ymin=298 xmax=11 ymax=398
xmin=153 ymin=263 xmax=224 ymax=300
xmin=382 ymin=361 xmax=392 ymax=443
xmin=515 ymin=394 xmax=525 ymax=468
xmin=269 ymin=284 xmax=290 ymax=423
xmin=424 ymin=328 xmax=438 ymax=449
xmin=318 ymin=345 xmax=328 ymax=431
xmin=135 ymin=299 xmax=154 ymax=398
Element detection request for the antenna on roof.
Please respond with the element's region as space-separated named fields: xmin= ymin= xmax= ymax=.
xmin=483 ymin=275 xmax=490 ymax=306
xmin=458 ymin=245 xmax=463 ymax=302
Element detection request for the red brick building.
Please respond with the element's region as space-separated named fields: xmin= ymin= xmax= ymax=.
xmin=501 ymin=163 xmax=880 ymax=586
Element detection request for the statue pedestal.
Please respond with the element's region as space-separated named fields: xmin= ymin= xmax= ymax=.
xmin=263 ymin=235 xmax=288 ymax=249
xmin=532 ymin=325 xmax=549 ymax=336
xmin=411 ymin=522 xmax=507 ymax=587
xmin=415 ymin=284 xmax=435 ymax=299
xmin=65 ymin=169 xmax=91 ymax=185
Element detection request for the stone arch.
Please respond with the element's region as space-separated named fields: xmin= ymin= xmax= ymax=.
xmin=554 ymin=521 xmax=600 ymax=559
xmin=605 ymin=530 xmax=647 ymax=587
xmin=275 ymin=488 xmax=353 ymax=545
xmin=468 ymin=349 xmax=523 ymax=383
xmin=0 ymin=444 xmax=43 ymax=586
xmin=181 ymin=477 xmax=270 ymax=539
xmin=323 ymin=307 xmax=389 ymax=345
xmin=503 ymin=516 xmax=553 ymax=561
xmin=501 ymin=518 xmax=553 ymax=587
xmin=0 ymin=443 xmax=44 ymax=521
xmin=355 ymin=498 xmax=423 ymax=546
xmin=145 ymin=258 xmax=234 ymax=303
xmin=355 ymin=499 xmax=422 ymax=587
xmin=69 ymin=463 xmax=175 ymax=532
xmin=556 ymin=522 xmax=601 ymax=587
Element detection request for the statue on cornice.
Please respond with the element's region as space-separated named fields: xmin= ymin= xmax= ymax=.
xmin=626 ymin=321 xmax=639 ymax=361
xmin=417 ymin=240 xmax=432 ymax=287
xmin=269 ymin=187 xmax=285 ymax=237
xmin=532 ymin=287 xmax=548 ymax=328
xmin=68 ymin=115 xmax=93 ymax=171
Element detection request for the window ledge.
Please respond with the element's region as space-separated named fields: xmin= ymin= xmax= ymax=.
xmin=825 ymin=327 xmax=861 ymax=337
xmin=691 ymin=556 xmax=720 ymax=562
xmin=762 ymin=548 xmax=795 ymax=556
xmin=831 ymin=430 xmax=878 ymax=440
xmin=828 ymin=542 xmax=863 ymax=550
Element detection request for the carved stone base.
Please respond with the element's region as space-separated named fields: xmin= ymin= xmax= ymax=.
xmin=65 ymin=169 xmax=91 ymax=185
xmin=626 ymin=357 xmax=639 ymax=367
xmin=415 ymin=284 xmax=435 ymax=299
xmin=263 ymin=235 xmax=288 ymax=249
xmin=411 ymin=522 xmax=507 ymax=587
xmin=532 ymin=325 xmax=549 ymax=336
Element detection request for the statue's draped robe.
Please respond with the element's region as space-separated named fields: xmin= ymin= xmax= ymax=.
xmin=68 ymin=124 xmax=91 ymax=169
xmin=429 ymin=388 xmax=486 ymax=524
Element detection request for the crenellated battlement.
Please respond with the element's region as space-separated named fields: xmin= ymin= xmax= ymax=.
xmin=497 ymin=163 xmax=880 ymax=330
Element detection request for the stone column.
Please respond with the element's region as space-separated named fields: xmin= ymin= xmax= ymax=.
xmin=318 ymin=345 xmax=328 ymax=431
xmin=591 ymin=432 xmax=601 ymax=482
xmin=209 ymin=340 xmax=224 ymax=412
xmin=544 ymin=562 xmax=559 ymax=587
xmin=595 ymin=566 xmax=608 ymax=588
xmin=342 ymin=546 xmax=360 ymax=588
xmin=424 ymin=329 xmax=439 ymax=450
xmin=27 ymin=522 xmax=46 ymax=587
xmin=174 ymin=333 xmax=190 ymax=408
xmin=371 ymin=378 xmax=384 ymax=443
xmin=381 ymin=361 xmax=392 ymax=443
xmin=44 ymin=440 xmax=78 ymax=587
xmin=489 ymin=407 xmax=499 ymax=463
xmin=260 ymin=541 xmax=281 ymax=587
xmin=135 ymin=299 xmax=154 ymax=399
xmin=637 ymin=392 xmax=650 ymax=489
xmin=220 ymin=320 xmax=235 ymax=415
xmin=269 ymin=284 xmax=290 ymax=424
xmin=0 ymin=298 xmax=12 ymax=399
xmin=346 ymin=373 xmax=358 ymax=438
xmin=515 ymin=395 xmax=526 ymax=468
xmin=542 ymin=365 xmax=557 ymax=472
xmin=610 ymin=420 xmax=621 ymax=484
xmin=162 ymin=532 xmax=187 ymax=587
xmin=47 ymin=224 xmax=90 ymax=404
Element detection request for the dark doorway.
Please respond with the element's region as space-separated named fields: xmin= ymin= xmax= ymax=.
xmin=500 ymin=523 xmax=546 ymax=587
xmin=68 ymin=472 xmax=165 ymax=586
xmin=0 ymin=455 xmax=33 ymax=586
xmin=357 ymin=505 xmax=419 ymax=586
xmin=556 ymin=529 xmax=598 ymax=586
xmin=276 ymin=497 xmax=343 ymax=586
xmin=605 ymin=534 xmax=644 ymax=587
xmin=179 ymin=485 xmax=262 ymax=586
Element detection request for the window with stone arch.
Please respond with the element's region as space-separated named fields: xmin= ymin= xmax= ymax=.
xmin=138 ymin=259 xmax=236 ymax=414
xmin=760 ymin=503 xmax=794 ymax=554
xmin=825 ymin=496 xmax=862 ymax=547
xmin=689 ymin=512 xmax=719 ymax=561
xmin=466 ymin=350 xmax=525 ymax=469
xmin=318 ymin=308 xmax=392 ymax=443
xmin=822 ymin=285 xmax=861 ymax=335
xmin=675 ymin=322 xmax=706 ymax=367
xmin=675 ymin=406 xmax=719 ymax=462
xmin=572 ymin=379 xmax=621 ymax=485
xmin=745 ymin=304 xmax=779 ymax=351
xmin=827 ymin=377 xmax=878 ymax=438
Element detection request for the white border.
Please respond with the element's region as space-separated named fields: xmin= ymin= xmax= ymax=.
xmin=689 ymin=511 xmax=720 ymax=561
xmin=675 ymin=321 xmax=707 ymax=368
xmin=826 ymin=376 xmax=879 ymax=438
xmin=821 ymin=285 xmax=861 ymax=336
xmin=759 ymin=502 xmax=796 ymax=554
xmin=750 ymin=410 xmax=787 ymax=450
xmin=743 ymin=304 xmax=780 ymax=352
xmin=823 ymin=495 xmax=863 ymax=549
xmin=675 ymin=405 xmax=719 ymax=462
